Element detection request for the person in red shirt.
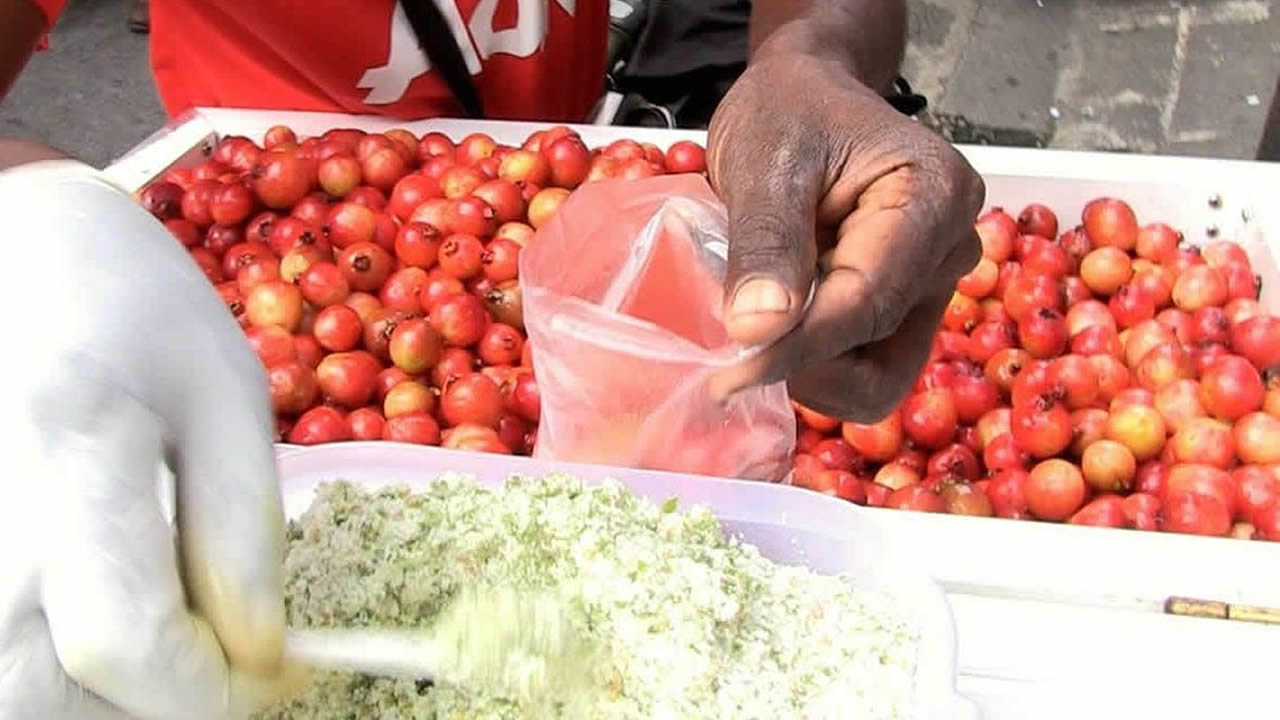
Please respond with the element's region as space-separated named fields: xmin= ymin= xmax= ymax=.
xmin=0 ymin=2 xmax=983 ymax=718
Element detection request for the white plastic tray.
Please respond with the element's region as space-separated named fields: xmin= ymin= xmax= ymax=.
xmin=111 ymin=109 xmax=1280 ymax=719
xmin=276 ymin=441 xmax=978 ymax=720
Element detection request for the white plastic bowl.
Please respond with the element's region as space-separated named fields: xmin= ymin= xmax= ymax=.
xmin=274 ymin=441 xmax=981 ymax=720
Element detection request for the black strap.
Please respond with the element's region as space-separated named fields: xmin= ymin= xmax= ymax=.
xmin=400 ymin=0 xmax=485 ymax=119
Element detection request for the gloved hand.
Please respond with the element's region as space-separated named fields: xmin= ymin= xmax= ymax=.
xmin=0 ymin=160 xmax=298 ymax=719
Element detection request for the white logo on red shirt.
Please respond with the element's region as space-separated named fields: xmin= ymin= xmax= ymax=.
xmin=359 ymin=0 xmax=575 ymax=106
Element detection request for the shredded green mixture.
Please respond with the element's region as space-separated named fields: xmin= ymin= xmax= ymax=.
xmin=257 ymin=473 xmax=919 ymax=720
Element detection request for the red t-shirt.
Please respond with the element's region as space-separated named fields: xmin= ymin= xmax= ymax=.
xmin=31 ymin=0 xmax=608 ymax=122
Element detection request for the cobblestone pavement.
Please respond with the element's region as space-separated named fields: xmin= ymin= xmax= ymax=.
xmin=1 ymin=0 xmax=1277 ymax=168
xmin=906 ymin=0 xmax=1280 ymax=158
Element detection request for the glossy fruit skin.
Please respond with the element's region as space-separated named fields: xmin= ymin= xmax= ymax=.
xmin=1162 ymin=490 xmax=1232 ymax=536
xmin=1011 ymin=394 xmax=1073 ymax=459
xmin=1026 ymin=458 xmax=1087 ymax=521
xmin=1199 ymin=355 xmax=1264 ymax=421
xmin=346 ymin=407 xmax=387 ymax=440
xmin=841 ymin=411 xmax=904 ymax=462
xmin=312 ymin=304 xmax=363 ymax=352
xmin=440 ymin=373 xmax=505 ymax=428
xmin=1230 ymin=315 xmax=1280 ymax=371
xmin=251 ymin=151 xmax=312 ymax=209
xmin=886 ymin=486 xmax=946 ymax=513
xmin=1081 ymin=439 xmax=1137 ymax=493
xmin=429 ymin=293 xmax=490 ymax=347
xmin=288 ymin=406 xmax=352 ymax=444
xmin=1105 ymin=404 xmax=1167 ymax=461
xmin=266 ymin=361 xmax=319 ymax=414
xmin=1082 ymin=197 xmax=1138 ymax=251
xmin=1069 ymin=496 xmax=1128 ymax=528
xmin=337 ymin=241 xmax=395 ymax=292
xmin=315 ymin=351 xmax=382 ymax=408
xmin=900 ymin=390 xmax=959 ymax=450
xmin=382 ymin=412 xmax=442 ymax=445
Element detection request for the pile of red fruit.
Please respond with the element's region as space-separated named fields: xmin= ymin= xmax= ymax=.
xmin=793 ymin=199 xmax=1280 ymax=540
xmin=136 ymin=123 xmax=708 ymax=456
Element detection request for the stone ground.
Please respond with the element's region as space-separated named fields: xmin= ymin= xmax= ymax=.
xmin=1 ymin=0 xmax=1277 ymax=168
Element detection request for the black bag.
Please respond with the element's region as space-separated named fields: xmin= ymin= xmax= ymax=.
xmin=399 ymin=0 xmax=926 ymax=128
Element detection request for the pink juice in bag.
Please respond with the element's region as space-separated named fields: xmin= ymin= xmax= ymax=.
xmin=519 ymin=174 xmax=795 ymax=481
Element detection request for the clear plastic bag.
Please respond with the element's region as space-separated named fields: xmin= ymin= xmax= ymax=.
xmin=519 ymin=174 xmax=795 ymax=481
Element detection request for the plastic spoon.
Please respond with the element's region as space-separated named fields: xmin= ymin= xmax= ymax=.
xmin=284 ymin=586 xmax=595 ymax=704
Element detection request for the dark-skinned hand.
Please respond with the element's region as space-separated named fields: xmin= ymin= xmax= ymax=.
xmin=708 ymin=51 xmax=986 ymax=422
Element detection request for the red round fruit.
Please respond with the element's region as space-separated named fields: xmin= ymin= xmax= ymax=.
xmin=662 ymin=140 xmax=706 ymax=174
xmin=440 ymin=373 xmax=505 ymax=428
xmin=347 ymin=407 xmax=387 ymax=441
xmin=1021 ymin=236 xmax=1071 ymax=278
xmin=986 ymin=469 xmax=1031 ymax=519
xmin=1069 ymin=496 xmax=1128 ymax=528
xmin=315 ymin=350 xmax=382 ymax=408
xmin=527 ymin=187 xmax=570 ymax=229
xmin=1079 ymin=246 xmax=1132 ymax=295
xmin=1011 ymin=394 xmax=1072 ymax=459
xmin=1089 ymin=353 xmax=1132 ymax=402
xmin=1120 ymin=492 xmax=1161 ymax=530
xmin=476 ymin=322 xmax=525 ymax=367
xmin=1253 ymin=503 xmax=1280 ymax=541
xmin=1165 ymin=463 xmax=1237 ymax=518
xmin=497 ymin=148 xmax=551 ymax=186
xmin=1068 ymin=407 xmax=1109 ymax=457
xmin=480 ymin=237 xmax=522 ymax=284
xmin=835 ymin=411 xmax=900 ymax=463
xmin=885 ymin=486 xmax=945 ymax=513
xmin=1218 ymin=261 xmax=1260 ymax=301
xmin=431 ymin=348 xmax=475 ymax=389
xmin=1135 ymin=223 xmax=1180 ymax=262
xmin=312 ymin=304 xmax=364 ymax=352
xmin=1082 ymin=197 xmax=1138 ymax=251
xmin=1234 ymin=465 xmax=1280 ymax=522
xmin=872 ymin=463 xmax=920 ymax=492
xmin=394 ymin=221 xmax=444 ymax=269
xmin=288 ymin=406 xmax=351 ymax=445
xmin=361 ymin=146 xmax=410 ymax=192
xmin=984 ymin=347 xmax=1031 ymax=394
xmin=1003 ymin=273 xmax=1061 ymax=323
xmin=1233 ymin=412 xmax=1280 ymax=465
xmin=345 ymin=186 xmax=387 ymax=212
xmin=437 ymin=233 xmax=486 ymax=280
xmin=380 ymin=267 xmax=430 ymax=311
xmin=1026 ymin=458 xmax=1087 ymax=521
xmin=1046 ymin=354 xmax=1100 ymax=409
xmin=337 ymin=241 xmax=395 ymax=292
xmin=245 ymin=280 xmax=304 ymax=332
xmin=387 ymin=318 xmax=444 ymax=374
xmin=263 ymin=125 xmax=297 ymax=150
xmin=209 ymin=181 xmax=255 ymax=226
xmin=244 ymin=325 xmax=298 ymax=368
xmin=1017 ymin=203 xmax=1058 ymax=239
xmin=421 ymin=272 xmax=466 ymax=313
xmin=502 ymin=371 xmax=541 ymax=424
xmin=539 ymin=136 xmax=589 ymax=189
xmin=430 ymin=292 xmax=490 ymax=347
xmin=976 ymin=208 xmax=1018 ymax=262
xmin=900 ymin=389 xmax=958 ymax=450
xmin=317 ymin=154 xmax=362 ymax=198
xmin=140 ymin=180 xmax=185 ymax=220
xmin=1134 ymin=344 xmax=1195 ymax=393
xmin=1108 ymin=284 xmax=1157 ymax=330
xmin=1230 ymin=315 xmax=1280 ymax=371
xmin=1124 ymin=319 xmax=1178 ymax=369
xmin=1081 ymin=439 xmax=1137 ymax=493
xmin=266 ymin=361 xmax=319 ymax=415
xmin=251 ymin=151 xmax=312 ymax=209
xmin=1106 ymin=403 xmax=1166 ymax=461
xmin=383 ymin=380 xmax=436 ymax=419
xmin=382 ymin=412 xmax=442 ymax=445
xmin=1162 ymin=490 xmax=1231 ymax=536
xmin=984 ymin=433 xmax=1030 ymax=473
xmin=1171 ymin=264 xmax=1228 ymax=312
xmin=298 ymin=261 xmax=350 ymax=308
xmin=324 ymin=201 xmax=377 ymax=249
xmin=441 ymin=423 xmax=511 ymax=453
xmin=483 ymin=280 xmax=523 ymax=330
xmin=1199 ymin=354 xmax=1264 ymax=421
xmin=926 ymin=443 xmax=980 ymax=481
xmin=1153 ymin=378 xmax=1207 ymax=433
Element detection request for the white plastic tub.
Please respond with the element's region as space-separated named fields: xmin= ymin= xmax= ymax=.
xmin=112 ymin=109 xmax=1280 ymax=719
xmin=275 ymin=441 xmax=980 ymax=720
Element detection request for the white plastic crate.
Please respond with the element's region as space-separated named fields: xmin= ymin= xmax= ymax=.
xmin=113 ymin=109 xmax=1280 ymax=720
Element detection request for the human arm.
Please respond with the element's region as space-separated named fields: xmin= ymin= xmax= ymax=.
xmin=709 ymin=0 xmax=986 ymax=422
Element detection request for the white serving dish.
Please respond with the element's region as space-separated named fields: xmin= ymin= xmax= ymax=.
xmin=276 ymin=441 xmax=978 ymax=720
xmin=110 ymin=109 xmax=1280 ymax=719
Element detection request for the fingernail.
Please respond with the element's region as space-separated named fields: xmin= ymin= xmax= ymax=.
xmin=731 ymin=278 xmax=791 ymax=316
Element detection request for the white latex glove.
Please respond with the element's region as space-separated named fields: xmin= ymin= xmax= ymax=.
xmin=0 ymin=161 xmax=298 ymax=719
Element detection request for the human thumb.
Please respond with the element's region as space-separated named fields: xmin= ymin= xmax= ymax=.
xmin=717 ymin=160 xmax=821 ymax=348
